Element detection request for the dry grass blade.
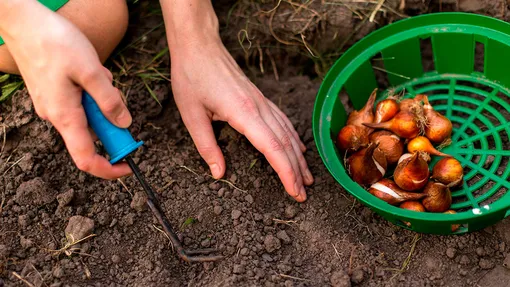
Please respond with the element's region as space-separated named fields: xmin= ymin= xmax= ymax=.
xmin=47 ymin=233 xmax=97 ymax=257
xmin=117 ymin=178 xmax=133 ymax=196
xmin=179 ymin=165 xmax=247 ymax=193
xmin=2 ymin=154 xmax=26 ymax=176
xmin=273 ymin=218 xmax=297 ymax=227
xmin=387 ymin=234 xmax=421 ymax=280
xmin=261 ymin=0 xmax=282 ymax=14
xmin=0 ymin=194 xmax=5 ymax=214
xmin=369 ymin=0 xmax=386 ymax=22
xmin=332 ymin=243 xmax=341 ymax=259
xmin=153 ymin=224 xmax=174 ymax=251
xmin=279 ymin=273 xmax=310 ymax=282
xmin=12 ymin=272 xmax=35 ymax=287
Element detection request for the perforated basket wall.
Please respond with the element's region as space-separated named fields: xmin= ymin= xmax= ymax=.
xmin=312 ymin=13 xmax=510 ymax=235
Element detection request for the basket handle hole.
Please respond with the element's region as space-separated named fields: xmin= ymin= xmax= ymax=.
xmin=475 ymin=41 xmax=485 ymax=73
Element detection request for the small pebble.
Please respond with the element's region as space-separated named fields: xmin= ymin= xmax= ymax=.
xmin=232 ymin=210 xmax=242 ymax=220
xmin=57 ymin=189 xmax=75 ymax=208
xmin=52 ymin=266 xmax=64 ymax=279
xmin=201 ymin=239 xmax=211 ymax=248
xmin=233 ymin=264 xmax=244 ymax=274
xmin=262 ymin=253 xmax=273 ymax=262
xmin=218 ymin=188 xmax=226 ymax=197
xmin=351 ymin=269 xmax=364 ymax=284
xmin=479 ymin=258 xmax=494 ymax=270
xmin=330 ymin=270 xmax=351 ymax=287
xmin=213 ymin=206 xmax=223 ymax=215
xmin=284 ymin=205 xmax=298 ymax=219
xmin=277 ymin=230 xmax=291 ymax=244
xmin=264 ymin=235 xmax=281 ymax=253
xmin=446 ymin=247 xmax=456 ymax=259
xmin=245 ymin=194 xmax=254 ymax=204
xmin=460 ymin=255 xmax=470 ymax=265
xmin=476 ymin=247 xmax=485 ymax=257
xmin=112 ymin=255 xmax=121 ymax=264
xmin=65 ymin=216 xmax=94 ymax=242
xmin=130 ymin=192 xmax=147 ymax=212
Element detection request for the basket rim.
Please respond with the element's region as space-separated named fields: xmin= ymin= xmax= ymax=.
xmin=312 ymin=12 xmax=510 ymax=228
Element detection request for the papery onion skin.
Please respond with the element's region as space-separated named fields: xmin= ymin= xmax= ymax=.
xmin=336 ymin=125 xmax=369 ymax=151
xmin=375 ymin=99 xmax=400 ymax=124
xmin=347 ymin=143 xmax=387 ymax=187
xmin=394 ymin=152 xmax=430 ymax=191
xmin=363 ymin=111 xmax=420 ymax=139
xmin=369 ymin=131 xmax=404 ymax=166
xmin=369 ymin=179 xmax=426 ymax=205
xmin=407 ymin=136 xmax=450 ymax=157
xmin=432 ymin=157 xmax=464 ymax=188
xmin=423 ymin=96 xmax=453 ymax=143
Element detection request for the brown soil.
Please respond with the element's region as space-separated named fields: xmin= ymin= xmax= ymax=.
xmin=2 ymin=1 xmax=510 ymax=287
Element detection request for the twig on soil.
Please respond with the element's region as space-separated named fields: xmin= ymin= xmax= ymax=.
xmin=348 ymin=247 xmax=356 ymax=275
xmin=387 ymin=234 xmax=421 ymax=280
xmin=2 ymin=154 xmax=25 ymax=176
xmin=81 ymin=258 xmax=92 ymax=279
xmin=12 ymin=272 xmax=35 ymax=287
xmin=29 ymin=263 xmax=45 ymax=286
xmin=179 ymin=165 xmax=247 ymax=193
xmin=279 ymin=273 xmax=310 ymax=282
xmin=117 ymin=178 xmax=133 ymax=196
xmin=256 ymin=41 xmax=264 ymax=73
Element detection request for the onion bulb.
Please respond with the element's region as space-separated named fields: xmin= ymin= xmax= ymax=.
xmin=400 ymin=201 xmax=426 ymax=227
xmin=375 ymin=98 xmax=399 ymax=123
xmin=422 ymin=182 xmax=452 ymax=212
xmin=347 ymin=89 xmax=377 ymax=131
xmin=346 ymin=143 xmax=387 ymax=186
xmin=369 ymin=179 xmax=426 ymax=205
xmin=422 ymin=96 xmax=453 ymax=143
xmin=400 ymin=201 xmax=426 ymax=212
xmin=407 ymin=136 xmax=449 ymax=157
xmin=399 ymin=94 xmax=425 ymax=112
xmin=432 ymin=157 xmax=464 ymax=188
xmin=336 ymin=125 xmax=369 ymax=151
xmin=394 ymin=152 xmax=430 ymax=191
xmin=369 ymin=131 xmax=404 ymax=166
xmin=363 ymin=111 xmax=420 ymax=139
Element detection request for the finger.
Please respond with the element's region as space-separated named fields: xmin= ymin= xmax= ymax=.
xmin=51 ymin=106 xmax=132 ymax=179
xmin=103 ymin=67 xmax=113 ymax=83
xmin=72 ymin=64 xmax=132 ymax=128
xmin=88 ymin=127 xmax=99 ymax=142
xmin=182 ymin=108 xmax=225 ymax=179
xmin=266 ymin=99 xmax=306 ymax=152
xmin=270 ymin=105 xmax=314 ymax=186
xmin=229 ymin=105 xmax=304 ymax=202
xmin=257 ymin=106 xmax=307 ymax=201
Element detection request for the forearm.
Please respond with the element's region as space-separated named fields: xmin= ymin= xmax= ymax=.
xmin=0 ymin=0 xmax=46 ymax=42
xmin=159 ymin=0 xmax=221 ymax=51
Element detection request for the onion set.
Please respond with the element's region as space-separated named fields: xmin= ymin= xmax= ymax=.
xmin=339 ymin=91 xmax=463 ymax=223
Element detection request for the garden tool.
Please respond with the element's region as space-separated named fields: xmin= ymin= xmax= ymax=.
xmin=82 ymin=91 xmax=223 ymax=263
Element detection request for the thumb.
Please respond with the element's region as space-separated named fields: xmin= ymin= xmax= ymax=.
xmin=74 ymin=64 xmax=132 ymax=128
xmin=183 ymin=110 xmax=225 ymax=179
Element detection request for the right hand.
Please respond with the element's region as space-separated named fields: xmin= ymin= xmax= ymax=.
xmin=0 ymin=2 xmax=132 ymax=179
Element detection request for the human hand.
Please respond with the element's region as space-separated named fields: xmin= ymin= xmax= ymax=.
xmin=0 ymin=1 xmax=132 ymax=179
xmin=168 ymin=39 xmax=314 ymax=202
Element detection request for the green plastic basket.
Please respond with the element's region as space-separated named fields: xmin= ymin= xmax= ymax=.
xmin=313 ymin=12 xmax=510 ymax=235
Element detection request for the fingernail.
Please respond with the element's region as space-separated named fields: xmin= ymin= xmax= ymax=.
xmin=293 ymin=182 xmax=302 ymax=198
xmin=305 ymin=169 xmax=314 ymax=184
xmin=211 ymin=164 xmax=221 ymax=179
xmin=116 ymin=109 xmax=132 ymax=128
xmin=298 ymin=186 xmax=307 ymax=202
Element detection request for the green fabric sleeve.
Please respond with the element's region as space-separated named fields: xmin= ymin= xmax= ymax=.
xmin=0 ymin=0 xmax=70 ymax=46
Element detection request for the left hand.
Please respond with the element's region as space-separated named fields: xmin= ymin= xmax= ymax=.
xmin=168 ymin=38 xmax=313 ymax=202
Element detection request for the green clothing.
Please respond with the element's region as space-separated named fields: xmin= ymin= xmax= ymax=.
xmin=0 ymin=0 xmax=70 ymax=46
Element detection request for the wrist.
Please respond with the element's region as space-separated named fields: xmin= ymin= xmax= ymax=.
xmin=160 ymin=0 xmax=221 ymax=51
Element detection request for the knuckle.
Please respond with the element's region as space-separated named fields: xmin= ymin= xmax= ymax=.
xmin=238 ymin=97 xmax=258 ymax=114
xmin=80 ymin=67 xmax=101 ymax=86
xmin=280 ymin=134 xmax=293 ymax=151
xmin=75 ymin=157 xmax=92 ymax=172
xmin=268 ymin=137 xmax=283 ymax=152
xmin=101 ymin=95 xmax=123 ymax=115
